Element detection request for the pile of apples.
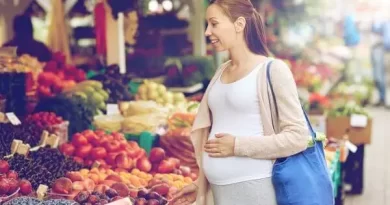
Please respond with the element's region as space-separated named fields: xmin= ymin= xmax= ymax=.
xmin=0 ymin=160 xmax=33 ymax=197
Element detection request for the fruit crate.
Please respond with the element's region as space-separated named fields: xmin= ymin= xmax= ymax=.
xmin=125 ymin=131 xmax=159 ymax=155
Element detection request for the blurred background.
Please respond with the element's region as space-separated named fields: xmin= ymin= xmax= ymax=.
xmin=0 ymin=0 xmax=389 ymax=205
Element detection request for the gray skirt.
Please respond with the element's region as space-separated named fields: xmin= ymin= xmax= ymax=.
xmin=210 ymin=177 xmax=277 ymax=205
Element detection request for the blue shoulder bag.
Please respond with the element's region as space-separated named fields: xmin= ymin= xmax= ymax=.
xmin=266 ymin=61 xmax=334 ymax=205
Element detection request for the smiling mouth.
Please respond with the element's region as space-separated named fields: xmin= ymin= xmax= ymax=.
xmin=210 ymin=39 xmax=219 ymax=44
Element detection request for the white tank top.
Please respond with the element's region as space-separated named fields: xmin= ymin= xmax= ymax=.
xmin=203 ymin=62 xmax=273 ymax=185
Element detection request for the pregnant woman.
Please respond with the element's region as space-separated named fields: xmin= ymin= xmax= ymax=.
xmin=171 ymin=0 xmax=309 ymax=204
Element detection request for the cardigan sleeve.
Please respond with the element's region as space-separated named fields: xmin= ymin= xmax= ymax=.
xmin=234 ymin=59 xmax=309 ymax=159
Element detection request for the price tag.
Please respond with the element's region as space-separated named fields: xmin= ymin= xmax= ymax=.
xmin=107 ymin=197 xmax=133 ymax=205
xmin=36 ymin=184 xmax=48 ymax=200
xmin=107 ymin=104 xmax=120 ymax=115
xmin=6 ymin=113 xmax=21 ymax=125
xmin=350 ymin=114 xmax=368 ymax=128
xmin=345 ymin=141 xmax=358 ymax=153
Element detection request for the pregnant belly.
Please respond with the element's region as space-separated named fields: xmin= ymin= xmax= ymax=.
xmin=202 ymin=152 xmax=273 ymax=185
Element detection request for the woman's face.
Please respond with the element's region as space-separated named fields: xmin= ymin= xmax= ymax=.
xmin=205 ymin=4 xmax=237 ymax=52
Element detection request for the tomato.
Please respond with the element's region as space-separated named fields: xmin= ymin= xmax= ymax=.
xmin=75 ymin=144 xmax=93 ymax=158
xmin=72 ymin=133 xmax=88 ymax=146
xmin=102 ymin=141 xmax=121 ymax=152
xmin=94 ymin=130 xmax=106 ymax=137
xmin=128 ymin=141 xmax=140 ymax=150
xmin=91 ymin=147 xmax=108 ymax=160
xmin=111 ymin=132 xmax=125 ymax=140
xmin=59 ymin=143 xmax=75 ymax=156
xmin=84 ymin=132 xmax=98 ymax=143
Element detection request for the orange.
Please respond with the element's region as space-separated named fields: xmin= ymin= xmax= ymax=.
xmin=131 ymin=168 xmax=140 ymax=175
xmin=80 ymin=169 xmax=89 ymax=176
xmin=184 ymin=177 xmax=192 ymax=184
xmin=89 ymin=173 xmax=100 ymax=184
xmin=90 ymin=167 xmax=99 ymax=174
xmin=99 ymin=173 xmax=107 ymax=182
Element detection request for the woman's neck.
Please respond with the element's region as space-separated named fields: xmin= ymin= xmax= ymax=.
xmin=228 ymin=44 xmax=266 ymax=70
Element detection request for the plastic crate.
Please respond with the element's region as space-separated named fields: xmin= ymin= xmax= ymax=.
xmin=125 ymin=131 xmax=159 ymax=155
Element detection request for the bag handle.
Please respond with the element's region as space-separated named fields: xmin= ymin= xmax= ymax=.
xmin=266 ymin=61 xmax=316 ymax=140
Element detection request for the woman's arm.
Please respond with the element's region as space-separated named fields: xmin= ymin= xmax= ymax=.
xmin=234 ymin=60 xmax=309 ymax=159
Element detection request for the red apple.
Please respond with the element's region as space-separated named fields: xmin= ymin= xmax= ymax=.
xmin=103 ymin=141 xmax=121 ymax=152
xmin=136 ymin=157 xmax=152 ymax=173
xmin=149 ymin=148 xmax=166 ymax=163
xmin=19 ymin=179 xmax=33 ymax=195
xmin=7 ymin=178 xmax=19 ymax=194
xmin=157 ymin=160 xmax=175 ymax=173
xmin=0 ymin=178 xmax=9 ymax=195
xmin=0 ymin=160 xmax=10 ymax=174
xmin=115 ymin=153 xmax=133 ymax=170
xmin=167 ymin=158 xmax=180 ymax=169
xmin=7 ymin=170 xmax=18 ymax=179
xmin=52 ymin=177 xmax=73 ymax=194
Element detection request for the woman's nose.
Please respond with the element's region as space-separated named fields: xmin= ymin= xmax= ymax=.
xmin=205 ymin=26 xmax=211 ymax=36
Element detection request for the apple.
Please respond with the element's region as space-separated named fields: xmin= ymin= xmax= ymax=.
xmin=111 ymin=182 xmax=130 ymax=197
xmin=136 ymin=157 xmax=152 ymax=173
xmin=157 ymin=160 xmax=175 ymax=173
xmin=19 ymin=179 xmax=33 ymax=195
xmin=149 ymin=148 xmax=166 ymax=163
xmin=0 ymin=160 xmax=10 ymax=174
xmin=66 ymin=171 xmax=84 ymax=182
xmin=179 ymin=166 xmax=191 ymax=177
xmin=7 ymin=170 xmax=18 ymax=179
xmin=52 ymin=177 xmax=73 ymax=194
xmin=0 ymin=178 xmax=9 ymax=195
xmin=167 ymin=157 xmax=180 ymax=169
xmin=7 ymin=178 xmax=19 ymax=194
xmin=115 ymin=153 xmax=133 ymax=170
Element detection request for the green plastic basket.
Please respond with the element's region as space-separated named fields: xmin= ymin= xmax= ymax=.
xmin=125 ymin=131 xmax=158 ymax=155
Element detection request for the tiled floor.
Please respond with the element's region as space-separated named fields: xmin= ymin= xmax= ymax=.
xmin=345 ymin=107 xmax=390 ymax=205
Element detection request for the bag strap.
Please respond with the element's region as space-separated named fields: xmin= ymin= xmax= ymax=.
xmin=266 ymin=61 xmax=316 ymax=140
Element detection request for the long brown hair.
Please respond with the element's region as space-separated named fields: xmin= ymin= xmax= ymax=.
xmin=209 ymin=0 xmax=270 ymax=56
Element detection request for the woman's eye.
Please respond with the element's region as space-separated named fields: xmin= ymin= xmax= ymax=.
xmin=211 ymin=23 xmax=217 ymax=27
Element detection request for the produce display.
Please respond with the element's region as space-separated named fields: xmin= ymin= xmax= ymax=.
xmin=25 ymin=112 xmax=64 ymax=130
xmin=6 ymin=147 xmax=83 ymax=189
xmin=0 ymin=160 xmax=33 ymax=197
xmin=136 ymin=81 xmax=187 ymax=109
xmin=90 ymin=64 xmax=134 ymax=103
xmin=37 ymin=52 xmax=86 ymax=98
xmin=34 ymin=96 xmax=95 ymax=136
xmin=0 ymin=123 xmax=43 ymax=158
xmin=328 ymin=101 xmax=369 ymax=117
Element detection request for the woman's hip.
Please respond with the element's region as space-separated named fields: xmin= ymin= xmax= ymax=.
xmin=210 ymin=177 xmax=277 ymax=205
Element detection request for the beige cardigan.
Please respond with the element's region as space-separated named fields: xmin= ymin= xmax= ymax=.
xmin=190 ymin=58 xmax=310 ymax=205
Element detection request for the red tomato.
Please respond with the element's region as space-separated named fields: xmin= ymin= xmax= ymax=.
xmin=105 ymin=152 xmax=119 ymax=165
xmin=91 ymin=147 xmax=108 ymax=160
xmin=72 ymin=133 xmax=88 ymax=146
xmin=102 ymin=141 xmax=121 ymax=152
xmin=59 ymin=143 xmax=75 ymax=156
xmin=75 ymin=144 xmax=93 ymax=158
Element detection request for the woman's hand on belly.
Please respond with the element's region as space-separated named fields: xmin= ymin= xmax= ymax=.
xmin=204 ymin=133 xmax=235 ymax=157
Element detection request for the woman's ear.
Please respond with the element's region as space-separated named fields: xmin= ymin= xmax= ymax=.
xmin=234 ymin=17 xmax=246 ymax=33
